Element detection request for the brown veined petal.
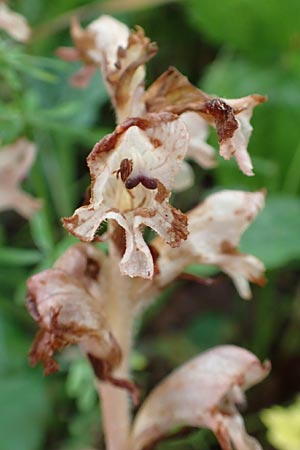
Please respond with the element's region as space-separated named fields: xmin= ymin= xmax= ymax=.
xmin=53 ymin=242 xmax=105 ymax=301
xmin=145 ymin=67 xmax=266 ymax=176
xmin=57 ymin=15 xmax=129 ymax=86
xmin=0 ymin=2 xmax=31 ymax=42
xmin=130 ymin=345 xmax=270 ymax=450
xmin=106 ymin=25 xmax=157 ymax=122
xmin=153 ymin=190 xmax=265 ymax=299
xmin=26 ymin=242 xmax=120 ymax=378
xmin=63 ymin=113 xmax=189 ymax=279
xmin=219 ymin=95 xmax=266 ymax=176
xmin=145 ymin=66 xmax=209 ymax=112
xmin=0 ymin=138 xmax=41 ymax=218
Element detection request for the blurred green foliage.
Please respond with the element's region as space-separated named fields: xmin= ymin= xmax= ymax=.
xmin=0 ymin=0 xmax=300 ymax=449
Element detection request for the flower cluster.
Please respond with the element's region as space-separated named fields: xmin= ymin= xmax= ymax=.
xmin=27 ymin=14 xmax=270 ymax=450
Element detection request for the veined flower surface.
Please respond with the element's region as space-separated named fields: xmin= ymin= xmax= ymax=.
xmin=145 ymin=67 xmax=266 ymax=176
xmin=26 ymin=243 xmax=138 ymax=400
xmin=153 ymin=190 xmax=265 ymax=299
xmin=57 ymin=15 xmax=157 ymax=122
xmin=63 ymin=113 xmax=189 ymax=279
xmin=131 ymin=345 xmax=270 ymax=450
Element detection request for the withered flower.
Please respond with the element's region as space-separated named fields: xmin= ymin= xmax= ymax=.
xmin=0 ymin=1 xmax=31 ymax=42
xmin=131 ymin=345 xmax=270 ymax=450
xmin=63 ymin=113 xmax=189 ymax=279
xmin=0 ymin=138 xmax=41 ymax=218
xmin=57 ymin=15 xmax=157 ymax=122
xmin=26 ymin=243 xmax=137 ymax=398
xmin=154 ymin=190 xmax=266 ymax=299
xmin=145 ymin=67 xmax=266 ymax=176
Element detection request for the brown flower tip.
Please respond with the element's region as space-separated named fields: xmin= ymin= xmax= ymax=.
xmin=25 ymin=246 xmax=122 ymax=382
xmin=201 ymin=98 xmax=238 ymax=142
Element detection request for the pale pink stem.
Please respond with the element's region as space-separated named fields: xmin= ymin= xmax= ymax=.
xmin=96 ymin=244 xmax=135 ymax=450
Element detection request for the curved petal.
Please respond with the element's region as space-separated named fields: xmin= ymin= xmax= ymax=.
xmin=60 ymin=15 xmax=157 ymax=121
xmin=220 ymin=95 xmax=266 ymax=176
xmin=26 ymin=244 xmax=121 ymax=383
xmin=145 ymin=67 xmax=266 ymax=176
xmin=63 ymin=113 xmax=189 ymax=279
xmin=154 ymin=190 xmax=265 ymax=299
xmin=0 ymin=138 xmax=41 ymax=218
xmin=131 ymin=345 xmax=270 ymax=450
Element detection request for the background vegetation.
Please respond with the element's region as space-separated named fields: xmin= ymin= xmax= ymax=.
xmin=1 ymin=0 xmax=300 ymax=449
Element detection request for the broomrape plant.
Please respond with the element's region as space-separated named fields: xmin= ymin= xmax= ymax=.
xmin=21 ymin=13 xmax=271 ymax=450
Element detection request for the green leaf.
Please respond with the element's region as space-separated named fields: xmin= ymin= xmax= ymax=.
xmin=240 ymin=195 xmax=300 ymax=269
xmin=30 ymin=211 xmax=55 ymax=255
xmin=0 ymin=248 xmax=41 ymax=266
xmin=186 ymin=313 xmax=236 ymax=350
xmin=0 ymin=373 xmax=49 ymax=450
xmin=186 ymin=0 xmax=300 ymax=61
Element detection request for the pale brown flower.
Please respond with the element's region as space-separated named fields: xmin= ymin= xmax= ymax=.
xmin=145 ymin=67 xmax=266 ymax=176
xmin=131 ymin=345 xmax=270 ymax=450
xmin=57 ymin=15 xmax=157 ymax=122
xmin=26 ymin=243 xmax=138 ymax=399
xmin=153 ymin=190 xmax=265 ymax=299
xmin=63 ymin=113 xmax=189 ymax=279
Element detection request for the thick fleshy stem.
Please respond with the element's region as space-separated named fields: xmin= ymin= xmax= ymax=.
xmin=96 ymin=241 xmax=136 ymax=450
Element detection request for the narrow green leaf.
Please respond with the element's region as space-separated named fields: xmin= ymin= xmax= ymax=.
xmin=0 ymin=248 xmax=41 ymax=266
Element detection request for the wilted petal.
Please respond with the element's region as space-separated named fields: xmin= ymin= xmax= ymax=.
xmin=63 ymin=113 xmax=189 ymax=279
xmin=83 ymin=15 xmax=130 ymax=70
xmin=131 ymin=345 xmax=270 ymax=450
xmin=145 ymin=67 xmax=266 ymax=176
xmin=26 ymin=243 xmax=125 ymax=386
xmin=60 ymin=15 xmax=157 ymax=121
xmin=0 ymin=2 xmax=31 ymax=42
xmin=145 ymin=66 xmax=209 ymax=113
xmin=220 ymin=95 xmax=266 ymax=176
xmin=154 ymin=190 xmax=265 ymax=299
xmin=105 ymin=25 xmax=157 ymax=121
xmin=0 ymin=138 xmax=41 ymax=218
